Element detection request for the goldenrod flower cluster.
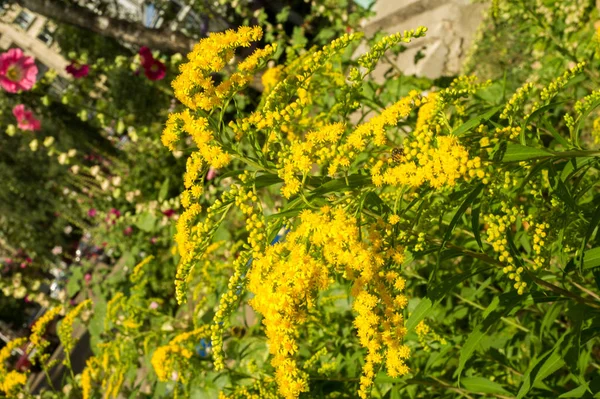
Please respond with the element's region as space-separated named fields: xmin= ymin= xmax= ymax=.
xmin=97 ymin=341 xmax=129 ymax=398
xmin=593 ymin=117 xmax=600 ymax=143
xmin=151 ymin=326 xmax=210 ymax=382
xmin=371 ymin=92 xmax=485 ymax=189
xmin=574 ymin=89 xmax=600 ymax=117
xmin=129 ymin=255 xmax=155 ymax=283
xmin=500 ymin=82 xmax=534 ymax=121
xmin=172 ymin=26 xmax=265 ymax=111
xmin=58 ymin=299 xmax=92 ymax=357
xmin=415 ymin=320 xmax=447 ymax=351
xmin=211 ymin=251 xmax=251 ymax=370
xmin=261 ymin=65 xmax=284 ymax=93
xmin=0 ymin=338 xmax=27 ymax=397
xmin=278 ymin=122 xmax=345 ymax=197
xmin=29 ymin=306 xmax=62 ymax=364
xmin=231 ymin=32 xmax=361 ymax=146
xmin=357 ymin=27 xmax=428 ymax=72
xmin=0 ymin=371 xmax=27 ymax=397
xmin=247 ymin=206 xmax=411 ymax=399
xmin=483 ymin=203 xmax=527 ymax=294
xmin=218 ymin=376 xmax=279 ymax=399
xmin=81 ymin=357 xmax=96 ymax=399
xmin=528 ymin=62 xmax=585 ymax=117
xmin=530 ymin=221 xmax=549 ymax=270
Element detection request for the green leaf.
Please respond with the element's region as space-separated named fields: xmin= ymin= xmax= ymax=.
xmin=499 ymin=143 xmax=552 ymax=162
xmin=583 ymin=247 xmax=600 ymax=269
xmin=559 ymin=383 xmax=589 ymax=398
xmin=405 ymin=298 xmax=432 ymax=332
xmin=442 ymin=184 xmax=484 ymax=247
xmin=135 ymin=212 xmax=157 ymax=232
xmin=460 ymin=376 xmax=511 ymax=395
xmin=453 ymin=105 xmax=503 ymax=136
xmin=560 ymin=157 xmax=595 ymax=181
xmin=471 ymin=202 xmax=483 ymax=250
xmin=158 ymin=177 xmax=170 ymax=202
xmin=540 ymin=302 xmax=563 ymax=339
xmin=525 ymin=100 xmax=568 ymax=124
xmin=255 ymin=173 xmax=283 ymax=188
xmin=66 ymin=267 xmax=83 ymax=297
xmin=456 ymin=291 xmax=522 ymax=380
xmin=456 ymin=297 xmax=500 ymax=380
xmin=542 ymin=118 xmax=571 ymax=148
xmin=516 ymin=335 xmax=567 ymax=399
xmin=307 ymin=174 xmax=371 ymax=198
xmin=579 ymin=200 xmax=600 ymax=269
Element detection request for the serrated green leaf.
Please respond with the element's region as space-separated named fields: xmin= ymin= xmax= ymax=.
xmin=460 ymin=376 xmax=511 ymax=395
xmin=540 ymin=302 xmax=563 ymax=339
xmin=517 ymin=335 xmax=567 ymax=399
xmin=560 ymin=157 xmax=595 ymax=181
xmin=453 ymin=105 xmax=503 ymax=136
xmin=405 ymin=298 xmax=432 ymax=332
xmin=542 ymin=118 xmax=571 ymax=148
xmin=456 ymin=291 xmax=522 ymax=380
xmin=499 ymin=143 xmax=552 ymax=162
xmin=559 ymin=383 xmax=589 ymax=398
xmin=456 ymin=297 xmax=500 ymax=380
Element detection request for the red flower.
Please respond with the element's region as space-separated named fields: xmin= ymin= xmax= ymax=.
xmin=162 ymin=209 xmax=175 ymax=218
xmin=144 ymin=59 xmax=166 ymax=81
xmin=139 ymin=46 xmax=154 ymax=68
xmin=65 ymin=61 xmax=89 ymax=78
xmin=123 ymin=226 xmax=133 ymax=236
xmin=12 ymin=104 xmax=41 ymax=131
xmin=0 ymin=48 xmax=38 ymax=93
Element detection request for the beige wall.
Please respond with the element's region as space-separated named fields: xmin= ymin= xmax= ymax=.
xmin=0 ymin=5 xmax=69 ymax=77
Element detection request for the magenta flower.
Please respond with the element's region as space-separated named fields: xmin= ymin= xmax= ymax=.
xmin=144 ymin=59 xmax=166 ymax=81
xmin=139 ymin=46 xmax=154 ymax=68
xmin=87 ymin=208 xmax=97 ymax=217
xmin=65 ymin=61 xmax=89 ymax=78
xmin=12 ymin=104 xmax=41 ymax=131
xmin=0 ymin=48 xmax=38 ymax=93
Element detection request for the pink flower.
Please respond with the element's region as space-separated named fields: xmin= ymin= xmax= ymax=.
xmin=207 ymin=167 xmax=218 ymax=181
xmin=138 ymin=46 xmax=154 ymax=68
xmin=65 ymin=61 xmax=89 ymax=78
xmin=150 ymin=237 xmax=157 ymax=245
xmin=12 ymin=104 xmax=41 ymax=131
xmin=0 ymin=48 xmax=38 ymax=93
xmin=84 ymin=273 xmax=92 ymax=283
xmin=149 ymin=301 xmax=159 ymax=310
xmin=123 ymin=226 xmax=133 ymax=236
xmin=144 ymin=59 xmax=166 ymax=81
xmin=87 ymin=208 xmax=97 ymax=217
